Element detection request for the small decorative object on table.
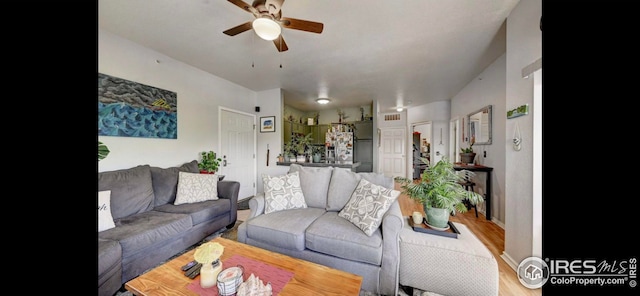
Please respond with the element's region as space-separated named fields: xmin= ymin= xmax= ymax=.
xmin=217 ymin=265 xmax=245 ymax=296
xmin=408 ymin=216 xmax=460 ymax=239
xmin=194 ymin=242 xmax=225 ymax=288
xmin=236 ymin=273 xmax=273 ymax=296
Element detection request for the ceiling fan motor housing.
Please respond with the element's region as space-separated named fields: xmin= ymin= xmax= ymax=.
xmin=253 ymin=0 xmax=283 ymax=16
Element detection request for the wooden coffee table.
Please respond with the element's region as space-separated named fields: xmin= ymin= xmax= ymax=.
xmin=125 ymin=237 xmax=363 ymax=295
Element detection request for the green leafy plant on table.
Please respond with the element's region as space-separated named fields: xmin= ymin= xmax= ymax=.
xmin=460 ymin=137 xmax=474 ymax=153
xmin=198 ymin=151 xmax=222 ymax=173
xmin=395 ymin=157 xmax=484 ymax=228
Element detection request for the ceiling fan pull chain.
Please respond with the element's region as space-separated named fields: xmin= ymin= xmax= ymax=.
xmin=279 ymin=36 xmax=283 ymax=68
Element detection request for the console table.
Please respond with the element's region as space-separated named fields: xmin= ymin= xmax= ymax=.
xmin=453 ymin=163 xmax=493 ymax=220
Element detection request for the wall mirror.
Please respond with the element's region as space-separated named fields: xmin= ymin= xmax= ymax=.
xmin=467 ymin=105 xmax=492 ymax=145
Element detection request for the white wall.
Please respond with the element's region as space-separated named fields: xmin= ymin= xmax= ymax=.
xmin=450 ymin=54 xmax=506 ymax=224
xmin=98 ymin=29 xmax=257 ymax=172
xmin=256 ymin=89 xmax=289 ymax=194
xmin=503 ymin=0 xmax=542 ymax=268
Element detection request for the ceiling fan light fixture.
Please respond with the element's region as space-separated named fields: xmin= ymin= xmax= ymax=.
xmin=252 ymin=17 xmax=281 ymax=40
xmin=316 ymin=98 xmax=330 ymax=104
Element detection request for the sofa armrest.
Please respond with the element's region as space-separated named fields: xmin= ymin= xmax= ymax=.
xmin=248 ymin=193 xmax=265 ymax=219
xmin=217 ymin=180 xmax=240 ymax=225
xmin=379 ymin=200 xmax=404 ymax=296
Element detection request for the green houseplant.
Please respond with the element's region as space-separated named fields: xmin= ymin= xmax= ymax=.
xmin=459 ymin=138 xmax=476 ymax=164
xmin=98 ymin=141 xmax=110 ymax=161
xmin=198 ymin=151 xmax=222 ymax=173
xmin=395 ymin=157 xmax=484 ymax=228
xmin=311 ymin=145 xmax=324 ymax=163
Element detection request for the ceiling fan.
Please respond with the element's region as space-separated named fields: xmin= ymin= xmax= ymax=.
xmin=223 ymin=0 xmax=324 ymax=52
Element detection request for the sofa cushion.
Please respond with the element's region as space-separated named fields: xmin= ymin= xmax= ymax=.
xmin=327 ymin=168 xmax=362 ymax=211
xmin=150 ymin=160 xmax=199 ymax=206
xmin=98 ymin=190 xmax=116 ymax=232
xmin=358 ymin=172 xmax=394 ymax=189
xmin=338 ymin=179 xmax=401 ymax=236
xmin=98 ymin=210 xmax=192 ymax=256
xmin=288 ymin=164 xmax=333 ymax=209
xmin=174 ymin=172 xmax=219 ymax=205
xmin=245 ymin=208 xmax=325 ymax=251
xmin=262 ymin=171 xmax=307 ymax=214
xmin=98 ymin=165 xmax=155 ymax=220
xmin=305 ymin=212 xmax=383 ymax=265
xmin=98 ymin=238 xmax=122 ymax=296
xmin=155 ymin=198 xmax=231 ymax=225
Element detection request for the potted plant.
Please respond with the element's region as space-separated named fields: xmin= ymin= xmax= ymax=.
xmin=294 ymin=133 xmax=314 ymax=162
xmin=311 ymin=145 xmax=324 ymax=163
xmin=98 ymin=141 xmax=110 ymax=161
xmin=198 ymin=151 xmax=222 ymax=174
xmin=283 ymin=142 xmax=296 ymax=162
xmin=459 ymin=137 xmax=476 ymax=164
xmin=395 ymin=157 xmax=484 ymax=228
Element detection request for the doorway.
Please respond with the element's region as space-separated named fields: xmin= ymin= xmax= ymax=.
xmin=219 ymin=108 xmax=256 ymax=200
xmin=378 ymin=127 xmax=406 ymax=178
xmin=411 ymin=122 xmax=431 ymax=179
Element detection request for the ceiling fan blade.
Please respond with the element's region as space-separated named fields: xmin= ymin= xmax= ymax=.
xmin=280 ymin=17 xmax=323 ymax=34
xmin=227 ymin=0 xmax=253 ymax=13
xmin=223 ymin=22 xmax=253 ymax=36
xmin=273 ymin=35 xmax=289 ymax=52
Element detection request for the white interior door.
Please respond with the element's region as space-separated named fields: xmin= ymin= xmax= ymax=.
xmin=378 ymin=127 xmax=406 ymax=178
xmin=219 ymin=108 xmax=256 ymax=200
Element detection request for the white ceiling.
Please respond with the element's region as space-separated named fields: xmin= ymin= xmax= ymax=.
xmin=98 ymin=0 xmax=519 ymax=112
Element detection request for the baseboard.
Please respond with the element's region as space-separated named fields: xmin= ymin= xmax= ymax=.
xmin=500 ymin=251 xmax=518 ymax=272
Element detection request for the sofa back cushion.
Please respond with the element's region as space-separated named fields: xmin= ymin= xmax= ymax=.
xmin=98 ymin=165 xmax=155 ymax=220
xmin=326 ymin=168 xmax=362 ymax=211
xmin=150 ymin=160 xmax=199 ymax=206
xmin=327 ymin=169 xmax=394 ymax=211
xmin=359 ymin=172 xmax=394 ymax=189
xmin=288 ymin=164 xmax=333 ymax=209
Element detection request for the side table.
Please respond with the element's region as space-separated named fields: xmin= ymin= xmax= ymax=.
xmin=399 ymin=218 xmax=499 ymax=296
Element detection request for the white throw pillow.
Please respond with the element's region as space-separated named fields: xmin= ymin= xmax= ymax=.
xmin=338 ymin=178 xmax=400 ymax=236
xmin=174 ymin=172 xmax=219 ymax=205
xmin=98 ymin=190 xmax=116 ymax=232
xmin=262 ymin=171 xmax=307 ymax=214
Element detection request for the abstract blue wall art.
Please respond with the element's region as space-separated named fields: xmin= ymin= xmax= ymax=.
xmin=98 ymin=73 xmax=177 ymax=139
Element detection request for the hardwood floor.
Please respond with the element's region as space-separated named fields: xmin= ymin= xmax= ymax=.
xmin=396 ymin=181 xmax=541 ymax=296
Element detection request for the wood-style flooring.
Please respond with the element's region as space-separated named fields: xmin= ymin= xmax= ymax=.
xmin=396 ymin=181 xmax=542 ymax=296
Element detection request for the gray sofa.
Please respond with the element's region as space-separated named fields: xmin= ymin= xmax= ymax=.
xmin=97 ymin=160 xmax=239 ymax=296
xmin=237 ymin=164 xmax=404 ymax=295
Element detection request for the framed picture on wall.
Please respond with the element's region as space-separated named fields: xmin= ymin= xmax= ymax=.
xmin=260 ymin=116 xmax=276 ymax=133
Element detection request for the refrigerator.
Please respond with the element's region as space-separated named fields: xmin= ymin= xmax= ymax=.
xmin=325 ymin=130 xmax=354 ymax=164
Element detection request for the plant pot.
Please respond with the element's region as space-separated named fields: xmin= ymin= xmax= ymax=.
xmin=200 ymin=170 xmax=216 ymax=174
xmin=424 ymin=205 xmax=450 ymax=228
xmin=296 ymin=155 xmax=306 ymax=163
xmin=312 ymin=153 xmax=322 ymax=163
xmin=460 ymin=152 xmax=476 ymax=164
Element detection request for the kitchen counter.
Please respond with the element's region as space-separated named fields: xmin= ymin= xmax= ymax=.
xmin=276 ymin=161 xmax=361 ymax=172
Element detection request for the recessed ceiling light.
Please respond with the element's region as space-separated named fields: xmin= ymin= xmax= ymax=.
xmin=316 ymin=98 xmax=330 ymax=104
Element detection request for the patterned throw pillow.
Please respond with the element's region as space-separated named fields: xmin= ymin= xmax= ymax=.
xmin=174 ymin=172 xmax=219 ymax=205
xmin=98 ymin=190 xmax=116 ymax=232
xmin=262 ymin=171 xmax=307 ymax=214
xmin=338 ymin=178 xmax=400 ymax=236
